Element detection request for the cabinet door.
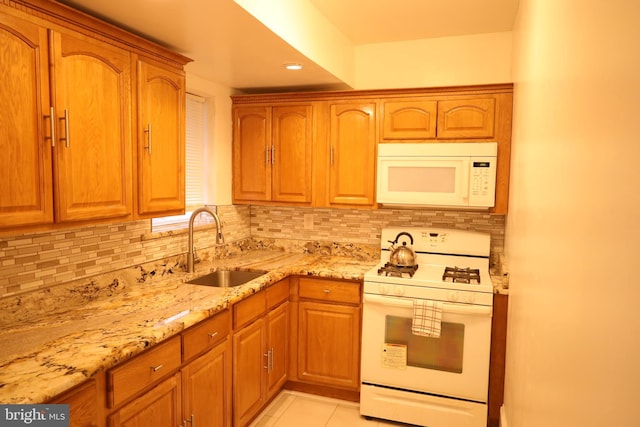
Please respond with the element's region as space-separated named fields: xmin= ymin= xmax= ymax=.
xmin=182 ymin=338 xmax=232 ymax=427
xmin=108 ymin=373 xmax=181 ymax=427
xmin=50 ymin=379 xmax=102 ymax=427
xmin=271 ymin=105 xmax=312 ymax=203
xmin=328 ymin=102 xmax=376 ymax=206
xmin=437 ymin=97 xmax=496 ymax=139
xmin=380 ymin=99 xmax=437 ymax=141
xmin=0 ymin=14 xmax=53 ymax=228
xmin=232 ymin=106 xmax=271 ymax=202
xmin=298 ymin=301 xmax=361 ymax=389
xmin=137 ymin=59 xmax=185 ymax=216
xmin=50 ymin=30 xmax=132 ymax=222
xmin=266 ymin=301 xmax=289 ymax=398
xmin=233 ymin=317 xmax=266 ymax=427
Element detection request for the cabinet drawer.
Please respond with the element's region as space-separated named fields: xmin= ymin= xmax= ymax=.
xmin=234 ymin=291 xmax=266 ymax=330
xmin=108 ymin=335 xmax=181 ymax=408
xmin=298 ymin=278 xmax=361 ymax=304
xmin=266 ymin=278 xmax=290 ymax=310
xmin=182 ymin=309 xmax=231 ymax=362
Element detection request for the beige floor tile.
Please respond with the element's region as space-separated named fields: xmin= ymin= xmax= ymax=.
xmin=251 ymin=390 xmax=415 ymax=427
xmin=271 ymin=395 xmax=338 ymax=427
xmin=326 ymin=404 xmax=377 ymax=426
xmin=263 ymin=392 xmax=297 ymax=418
xmin=249 ymin=414 xmax=279 ymax=427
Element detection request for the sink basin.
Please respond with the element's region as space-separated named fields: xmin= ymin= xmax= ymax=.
xmin=187 ymin=270 xmax=267 ymax=288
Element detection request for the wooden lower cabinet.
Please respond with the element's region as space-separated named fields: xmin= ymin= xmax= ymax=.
xmin=49 ymin=377 xmax=104 ymax=427
xmin=103 ymin=311 xmax=231 ymax=427
xmin=108 ymin=373 xmax=182 ymax=427
xmin=289 ymin=277 xmax=362 ymax=394
xmin=233 ymin=301 xmax=289 ymax=427
xmin=297 ymin=301 xmax=360 ymax=390
xmin=182 ymin=337 xmax=232 ymax=427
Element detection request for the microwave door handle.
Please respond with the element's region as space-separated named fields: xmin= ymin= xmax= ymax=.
xmin=461 ymin=159 xmax=470 ymax=203
xmin=364 ymin=294 xmax=492 ymax=316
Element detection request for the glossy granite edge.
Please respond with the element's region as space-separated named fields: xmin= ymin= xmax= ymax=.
xmin=0 ymin=240 xmax=380 ymax=404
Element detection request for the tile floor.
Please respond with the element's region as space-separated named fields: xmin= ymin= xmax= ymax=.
xmin=249 ymin=390 xmax=413 ymax=427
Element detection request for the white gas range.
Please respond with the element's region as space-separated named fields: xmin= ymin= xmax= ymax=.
xmin=360 ymin=227 xmax=494 ymax=427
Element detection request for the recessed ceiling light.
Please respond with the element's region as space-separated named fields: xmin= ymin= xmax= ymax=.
xmin=284 ymin=63 xmax=303 ymax=70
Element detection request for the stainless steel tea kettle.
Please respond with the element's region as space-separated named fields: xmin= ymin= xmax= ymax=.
xmin=388 ymin=232 xmax=417 ymax=267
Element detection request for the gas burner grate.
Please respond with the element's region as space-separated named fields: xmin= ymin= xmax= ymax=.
xmin=378 ymin=263 xmax=419 ymax=278
xmin=443 ymin=267 xmax=481 ymax=284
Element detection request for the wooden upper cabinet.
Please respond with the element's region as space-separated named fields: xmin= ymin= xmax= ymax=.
xmin=232 ymin=104 xmax=312 ymax=205
xmin=436 ymin=97 xmax=496 ymax=139
xmin=233 ymin=106 xmax=271 ymax=202
xmin=0 ymin=14 xmax=53 ymax=228
xmin=50 ymin=30 xmax=133 ymax=223
xmin=380 ymin=99 xmax=437 ymax=141
xmin=232 ymin=85 xmax=512 ymax=213
xmin=1 ymin=1 xmax=190 ymax=231
xmin=327 ymin=102 xmax=376 ymax=207
xmin=271 ymin=106 xmax=312 ymax=203
xmin=136 ymin=58 xmax=186 ymax=217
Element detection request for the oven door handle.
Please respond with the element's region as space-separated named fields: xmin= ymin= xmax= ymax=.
xmin=363 ymin=294 xmax=492 ymax=316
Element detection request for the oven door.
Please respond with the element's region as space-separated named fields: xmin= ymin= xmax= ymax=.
xmin=361 ymin=293 xmax=492 ymax=402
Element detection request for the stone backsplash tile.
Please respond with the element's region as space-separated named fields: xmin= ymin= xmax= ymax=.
xmin=0 ymin=204 xmax=505 ymax=299
xmin=250 ymin=206 xmax=505 ymax=253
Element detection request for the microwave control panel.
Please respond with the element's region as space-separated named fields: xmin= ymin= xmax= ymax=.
xmin=469 ymin=157 xmax=497 ymax=206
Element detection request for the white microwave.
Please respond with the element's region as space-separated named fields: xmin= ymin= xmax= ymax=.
xmin=377 ymin=142 xmax=497 ymax=209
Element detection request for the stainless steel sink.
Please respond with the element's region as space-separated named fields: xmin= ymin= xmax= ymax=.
xmin=186 ymin=270 xmax=267 ymax=288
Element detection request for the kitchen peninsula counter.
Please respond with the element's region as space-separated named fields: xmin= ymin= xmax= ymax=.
xmin=0 ymin=249 xmax=377 ymax=404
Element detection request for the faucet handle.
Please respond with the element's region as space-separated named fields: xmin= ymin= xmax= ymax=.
xmin=193 ymin=246 xmax=201 ymax=264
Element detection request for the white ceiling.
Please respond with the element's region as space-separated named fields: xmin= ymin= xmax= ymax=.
xmin=57 ymin=0 xmax=519 ymax=92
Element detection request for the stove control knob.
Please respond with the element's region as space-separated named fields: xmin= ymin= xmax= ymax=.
xmin=447 ymin=291 xmax=459 ymax=302
xmin=466 ymin=293 xmax=476 ymax=304
xmin=379 ymin=284 xmax=390 ymax=294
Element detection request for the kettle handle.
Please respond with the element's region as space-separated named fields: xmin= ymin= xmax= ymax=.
xmin=393 ymin=232 xmax=414 ymax=245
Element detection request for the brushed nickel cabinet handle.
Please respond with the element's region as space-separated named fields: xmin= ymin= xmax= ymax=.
xmin=184 ymin=414 xmax=195 ymax=427
xmin=61 ymin=109 xmax=70 ymax=148
xmin=208 ymin=331 xmax=218 ymax=339
xmin=144 ymin=123 xmax=152 ymax=154
xmin=323 ymin=289 xmax=331 ymax=293
xmin=45 ymin=107 xmax=55 ymax=147
xmin=150 ymin=364 xmax=164 ymax=372
xmin=330 ymin=146 xmax=334 ymax=166
xmin=271 ymin=145 xmax=275 ymax=165
xmin=265 ymin=146 xmax=269 ymax=164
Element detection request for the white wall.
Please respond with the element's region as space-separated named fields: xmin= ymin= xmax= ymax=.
xmin=233 ymin=0 xmax=355 ymax=87
xmin=354 ymin=32 xmax=512 ymax=89
xmin=504 ymin=1 xmax=640 ymax=426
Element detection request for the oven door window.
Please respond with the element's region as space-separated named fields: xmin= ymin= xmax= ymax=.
xmin=385 ymin=315 xmax=464 ymax=374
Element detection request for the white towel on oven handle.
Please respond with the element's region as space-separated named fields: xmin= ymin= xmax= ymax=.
xmin=412 ymin=299 xmax=443 ymax=338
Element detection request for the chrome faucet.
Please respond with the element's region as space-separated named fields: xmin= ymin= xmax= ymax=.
xmin=186 ymin=207 xmax=224 ymax=273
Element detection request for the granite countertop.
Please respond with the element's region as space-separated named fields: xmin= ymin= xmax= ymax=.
xmin=0 ymin=250 xmax=378 ymax=404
